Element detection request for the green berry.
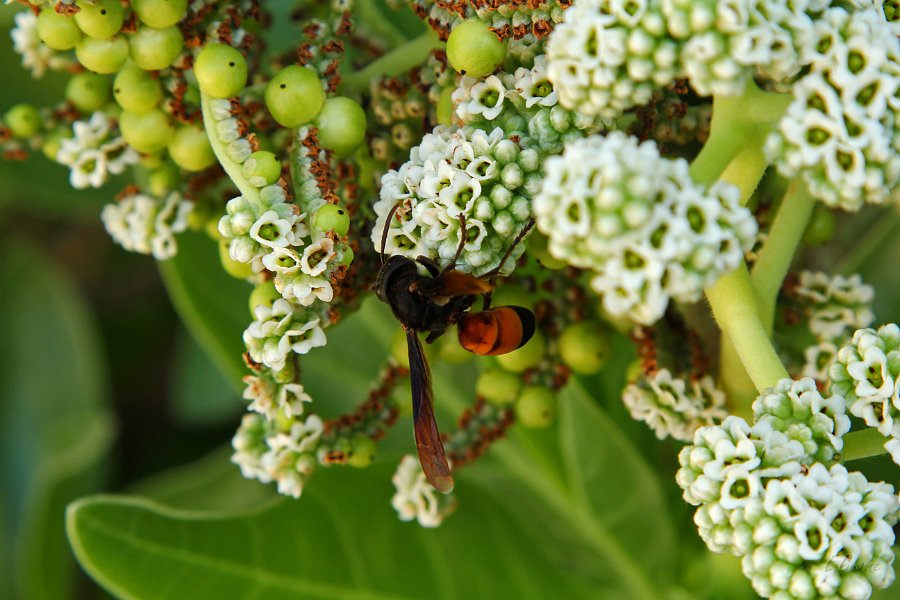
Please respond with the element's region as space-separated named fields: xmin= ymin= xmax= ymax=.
xmin=129 ymin=25 xmax=184 ymax=71
xmin=37 ymin=8 xmax=81 ymax=50
xmin=74 ymin=0 xmax=124 ymax=39
xmin=75 ymin=35 xmax=129 ymax=74
xmin=42 ymin=128 xmax=70 ymax=160
xmin=241 ymin=150 xmax=281 ymax=186
xmin=113 ymin=66 xmax=162 ymax=113
xmin=119 ymin=108 xmax=174 ymax=153
xmin=558 ymin=321 xmax=612 ymax=375
xmin=496 ymin=331 xmax=545 ymax=373
xmin=436 ymin=86 xmax=454 ymax=126
xmin=194 ymin=43 xmax=247 ymax=99
xmin=311 ymin=204 xmax=350 ymax=236
xmin=437 ymin=334 xmax=473 ymax=364
xmin=516 ymin=387 xmax=556 ymax=428
xmin=314 ymin=96 xmax=366 ymax=157
xmin=625 ymin=359 xmax=644 ymax=383
xmin=248 ymin=281 xmax=280 ymax=316
xmin=65 ymin=72 xmax=111 ymax=113
xmin=168 ymin=125 xmax=215 ymax=171
xmin=476 ymin=368 xmax=521 ymax=405
xmin=490 ymin=283 xmax=533 ymax=311
xmin=264 ymin=65 xmax=324 ymax=128
xmin=347 ymin=436 xmax=376 ymax=468
xmin=802 ymin=205 xmax=836 ymax=246
xmin=338 ymin=245 xmax=354 ymax=266
xmin=146 ymin=161 xmax=180 ymax=197
xmin=446 ymin=19 xmax=507 ymax=79
xmin=4 ymin=104 xmax=41 ymax=138
xmin=132 ymin=0 xmax=188 ymax=28
xmin=218 ymin=238 xmax=253 ymax=279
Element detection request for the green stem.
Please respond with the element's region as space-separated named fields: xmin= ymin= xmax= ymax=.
xmin=750 ymin=181 xmax=817 ymax=334
xmin=341 ymin=29 xmax=443 ymax=94
xmin=705 ymin=264 xmax=790 ymax=393
xmin=353 ymin=0 xmax=412 ymax=49
xmin=199 ymin=92 xmax=261 ymax=206
xmin=841 ymin=428 xmax=889 ymax=462
xmin=836 ymin=210 xmax=900 ymax=275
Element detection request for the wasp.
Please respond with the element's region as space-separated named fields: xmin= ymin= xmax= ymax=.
xmin=373 ymin=206 xmax=535 ymax=493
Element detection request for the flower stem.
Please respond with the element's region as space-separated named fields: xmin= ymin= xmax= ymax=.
xmin=200 ymin=92 xmax=260 ymax=206
xmin=841 ymin=428 xmax=888 ymax=462
xmin=341 ymin=29 xmax=443 ymax=94
xmin=705 ymin=264 xmax=789 ymax=394
xmin=836 ymin=210 xmax=900 ymax=275
xmin=751 ymin=180 xmax=816 ymax=334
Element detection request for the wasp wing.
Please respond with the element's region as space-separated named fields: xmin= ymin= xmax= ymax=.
xmin=406 ymin=329 xmax=454 ymax=493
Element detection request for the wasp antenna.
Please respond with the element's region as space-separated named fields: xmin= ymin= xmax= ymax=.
xmin=484 ymin=218 xmax=536 ymax=282
xmin=441 ymin=213 xmax=468 ymax=275
xmin=380 ymin=202 xmax=402 ymax=265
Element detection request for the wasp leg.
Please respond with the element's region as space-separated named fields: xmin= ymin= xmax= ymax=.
xmin=415 ymin=255 xmax=442 ymax=277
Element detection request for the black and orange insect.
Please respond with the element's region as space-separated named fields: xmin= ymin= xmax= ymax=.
xmin=373 ymin=206 xmax=535 ymax=493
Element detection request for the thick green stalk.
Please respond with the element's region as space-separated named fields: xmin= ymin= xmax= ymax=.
xmin=751 ymin=181 xmax=817 ymax=334
xmin=200 ymin=92 xmax=261 ymax=207
xmin=706 ymin=265 xmax=790 ymax=393
xmin=841 ymin=428 xmax=889 ymax=462
xmin=341 ymin=29 xmax=443 ymax=94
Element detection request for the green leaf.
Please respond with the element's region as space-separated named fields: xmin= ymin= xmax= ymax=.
xmin=169 ymin=330 xmax=242 ymax=427
xmin=0 ymin=238 xmax=114 ymax=600
xmin=157 ymin=231 xmax=252 ymax=390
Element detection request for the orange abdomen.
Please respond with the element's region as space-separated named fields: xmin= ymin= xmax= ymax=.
xmin=457 ymin=306 xmax=535 ymax=356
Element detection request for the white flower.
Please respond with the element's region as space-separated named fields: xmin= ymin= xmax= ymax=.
xmin=390 ymin=455 xmax=456 ymax=528
xmin=464 ymin=75 xmax=507 ymax=121
xmin=300 ymin=238 xmax=335 ymax=276
xmin=242 ymin=374 xmax=313 ymax=420
xmin=10 ymin=10 xmax=69 ymax=78
xmin=100 ymin=192 xmax=192 ymax=260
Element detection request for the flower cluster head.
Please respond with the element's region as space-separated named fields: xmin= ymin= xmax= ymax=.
xmin=621 ymin=369 xmax=727 ymax=441
xmin=677 ymin=377 xmax=897 ymax=599
xmin=534 ymin=131 xmax=757 ymax=325
xmin=765 ymin=7 xmax=900 ymax=210
xmin=391 ymin=454 xmax=456 ymax=528
xmin=231 ymin=412 xmax=324 ymax=499
xmin=101 ymin=191 xmax=192 ymax=260
xmin=56 ymin=112 xmax=139 ymax=190
xmin=371 ymin=125 xmax=536 ymax=277
xmin=243 ymin=299 xmax=327 ymax=372
xmin=397 ymin=0 xmax=568 ymax=40
xmin=242 ymin=370 xmax=313 ymax=422
xmin=830 ymin=324 xmax=900 ymax=465
xmin=453 ymin=52 xmax=607 ymax=153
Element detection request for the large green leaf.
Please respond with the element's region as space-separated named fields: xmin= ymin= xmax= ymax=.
xmin=157 ymin=231 xmax=252 ymax=389
xmin=0 ymin=239 xmax=114 ymax=600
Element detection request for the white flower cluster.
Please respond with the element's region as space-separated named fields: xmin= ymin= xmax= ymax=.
xmin=765 ymin=7 xmax=899 ymax=211
xmin=100 ymin=191 xmax=193 ymax=260
xmin=534 ymin=132 xmax=757 ymax=325
xmin=231 ymin=412 xmax=324 ymax=498
xmin=390 ymin=454 xmax=456 ymax=527
xmin=453 ymin=53 xmax=606 ymax=153
xmin=621 ymin=369 xmax=727 ymax=441
xmin=370 ymin=125 xmax=536 ymax=277
xmin=56 ymin=112 xmax=139 ymax=190
xmin=677 ymin=380 xmax=898 ymax=600
xmin=243 ymin=299 xmax=327 ymax=372
xmin=10 ymin=10 xmax=71 ymax=79
xmin=547 ymin=0 xmax=681 ymax=119
xmin=242 ymin=371 xmax=312 ymax=421
xmin=830 ymin=324 xmax=900 ymax=466
xmin=793 ymin=271 xmax=875 ymax=382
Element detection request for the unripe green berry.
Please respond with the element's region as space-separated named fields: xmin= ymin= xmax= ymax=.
xmin=113 ymin=66 xmax=162 ymax=113
xmin=66 ymin=72 xmax=110 ymax=113
xmin=347 ymin=436 xmax=376 ymax=468
xmin=446 ymin=19 xmax=507 ymax=79
xmin=132 ymin=0 xmax=188 ymax=28
xmin=496 ymin=331 xmax=544 ymax=373
xmin=42 ymin=128 xmax=70 ymax=160
xmin=265 ymin=65 xmax=325 ymax=127
xmin=37 ymin=8 xmax=82 ymax=50
xmin=625 ymin=359 xmax=644 ymax=383
xmin=437 ymin=334 xmax=473 ymax=364
xmin=219 ymin=238 xmax=253 ymax=279
xmin=119 ymin=108 xmax=174 ymax=153
xmin=516 ymin=387 xmax=556 ymax=428
xmin=490 ymin=284 xmax=533 ymax=311
xmin=76 ymin=35 xmax=129 ymax=74
xmin=194 ymin=43 xmax=247 ymax=99
xmin=147 ymin=161 xmax=180 ymax=197
xmin=74 ymin=0 xmax=124 ymax=39
xmin=558 ymin=321 xmax=612 ymax=375
xmin=168 ymin=125 xmax=215 ymax=171
xmin=129 ymin=25 xmax=184 ymax=71
xmin=802 ymin=205 xmax=836 ymax=246
xmin=436 ymin=86 xmax=454 ymax=126
xmin=241 ymin=150 xmax=281 ymax=187
xmin=338 ymin=245 xmax=354 ymax=266
xmin=476 ymin=368 xmax=521 ymax=405
xmin=4 ymin=104 xmax=41 ymax=138
xmin=314 ymin=96 xmax=366 ymax=157
xmin=248 ymin=281 xmax=280 ymax=316
xmin=311 ymin=204 xmax=350 ymax=236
